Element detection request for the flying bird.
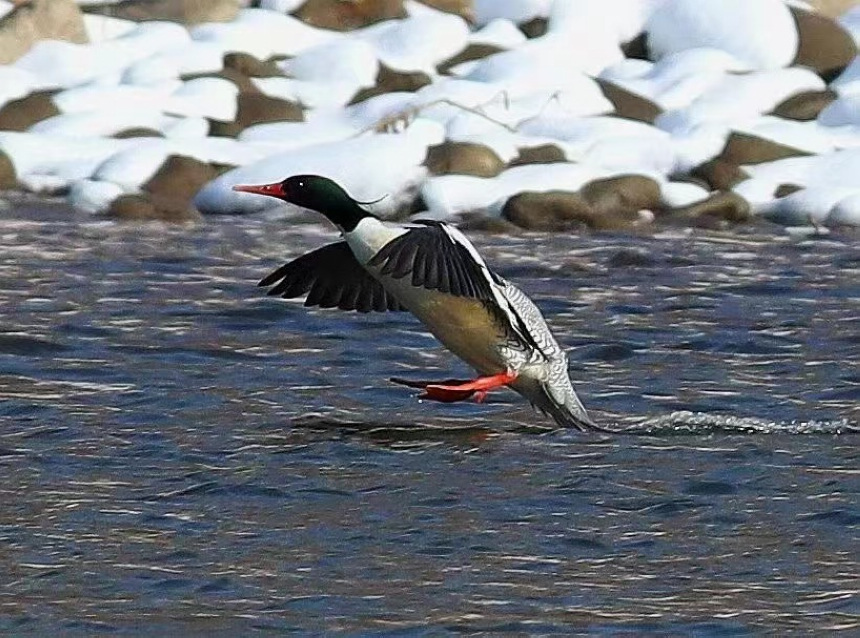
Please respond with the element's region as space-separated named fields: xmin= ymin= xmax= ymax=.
xmin=234 ymin=175 xmax=599 ymax=430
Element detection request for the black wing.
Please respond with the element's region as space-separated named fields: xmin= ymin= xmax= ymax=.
xmin=259 ymin=241 xmax=405 ymax=312
xmin=367 ymin=221 xmax=503 ymax=300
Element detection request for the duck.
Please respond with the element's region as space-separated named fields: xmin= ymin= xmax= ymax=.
xmin=233 ymin=174 xmax=600 ymax=431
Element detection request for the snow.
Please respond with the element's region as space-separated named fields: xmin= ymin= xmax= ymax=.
xmin=194 ymin=130 xmax=439 ymax=216
xmin=647 ymin=0 xmax=798 ymax=70
xmin=472 ymin=0 xmax=552 ymax=26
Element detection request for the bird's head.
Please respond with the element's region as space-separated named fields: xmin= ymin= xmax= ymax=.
xmin=233 ymin=174 xmax=372 ymax=232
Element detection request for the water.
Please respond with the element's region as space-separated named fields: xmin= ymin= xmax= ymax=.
xmin=0 ymin=201 xmax=857 ymax=634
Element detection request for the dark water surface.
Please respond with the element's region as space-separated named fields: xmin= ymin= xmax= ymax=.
xmin=0 ymin=202 xmax=857 ymax=634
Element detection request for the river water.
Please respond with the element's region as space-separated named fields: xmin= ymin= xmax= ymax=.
xmin=0 ymin=201 xmax=857 ymax=634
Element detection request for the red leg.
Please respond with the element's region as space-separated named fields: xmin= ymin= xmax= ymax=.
xmin=419 ymin=371 xmax=518 ymax=403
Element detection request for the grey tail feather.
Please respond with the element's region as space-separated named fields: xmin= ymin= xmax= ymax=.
xmin=536 ymin=385 xmax=614 ymax=433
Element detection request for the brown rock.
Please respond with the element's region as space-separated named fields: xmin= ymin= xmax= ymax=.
xmin=0 ymin=150 xmax=16 ymax=189
xmin=775 ymin=183 xmax=804 ymax=198
xmin=210 ymin=92 xmax=303 ymax=137
xmin=458 ymin=213 xmax=521 ymax=233
xmin=519 ymin=16 xmax=548 ymax=39
xmin=417 ymin=0 xmax=473 ymax=21
xmin=595 ymin=77 xmax=662 ymax=124
xmin=350 ymin=64 xmax=432 ymax=104
xmin=0 ymin=0 xmax=87 ymax=64
xmin=720 ymin=131 xmax=811 ymax=165
xmin=182 ymin=68 xmax=259 ymax=94
xmin=0 ymin=91 xmax=59 ymax=131
xmin=580 ymin=174 xmax=662 ymax=217
xmin=666 ymin=191 xmax=751 ymax=228
xmin=223 ymin=52 xmax=283 ymax=79
xmin=83 ymin=0 xmax=239 ymax=25
xmin=295 ymin=0 xmax=405 ymax=30
xmin=691 ymin=158 xmax=749 ymax=191
xmin=772 ymin=89 xmax=838 ymax=121
xmin=424 ymin=141 xmax=505 ymax=178
xmin=107 ymin=193 xmax=202 ymax=223
xmin=143 ymin=154 xmax=224 ymax=204
xmin=112 ymin=127 xmax=164 ymax=139
xmin=438 ymin=43 xmax=504 ymax=74
xmin=791 ymin=7 xmax=857 ymax=82
xmin=509 ymin=144 xmax=566 ymax=166
xmin=503 ymin=191 xmax=595 ymax=231
xmin=621 ymin=33 xmax=648 ymax=61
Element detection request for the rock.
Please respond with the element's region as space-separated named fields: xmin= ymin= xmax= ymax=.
xmin=719 ymin=132 xmax=811 ymax=165
xmin=0 ymin=150 xmax=17 ymax=189
xmin=294 ymin=0 xmax=405 ymax=30
xmin=691 ymin=158 xmax=749 ymax=191
xmin=772 ymin=89 xmax=838 ymax=121
xmin=424 ymin=141 xmax=505 ymax=178
xmin=350 ymin=64 xmax=432 ymax=104
xmin=0 ymin=0 xmax=87 ymax=64
xmin=210 ymin=92 xmax=303 ymax=137
xmin=112 ymin=127 xmax=164 ymax=139
xmin=107 ymin=193 xmax=202 ymax=223
xmin=519 ymin=17 xmax=548 ymax=39
xmin=223 ymin=52 xmax=283 ymax=79
xmin=418 ymin=0 xmax=473 ymax=21
xmin=458 ymin=213 xmax=521 ymax=233
xmin=438 ymin=43 xmax=505 ymax=74
xmin=775 ymin=183 xmax=804 ymax=198
xmin=791 ymin=7 xmax=857 ymax=82
xmin=666 ymin=191 xmax=751 ymax=228
xmin=82 ymin=0 xmax=239 ymax=25
xmin=0 ymin=91 xmax=59 ymax=131
xmin=142 ymin=154 xmax=224 ymax=205
xmin=509 ymin=144 xmax=566 ymax=167
xmin=621 ymin=33 xmax=648 ymax=61
xmin=580 ymin=175 xmax=663 ymax=217
xmin=595 ymin=77 xmax=662 ymax=124
xmin=502 ymin=191 xmax=595 ymax=231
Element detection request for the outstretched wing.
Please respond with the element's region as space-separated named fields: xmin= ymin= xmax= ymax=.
xmin=369 ymin=222 xmax=545 ymax=354
xmin=367 ymin=221 xmax=504 ymax=300
xmin=259 ymin=241 xmax=405 ymax=312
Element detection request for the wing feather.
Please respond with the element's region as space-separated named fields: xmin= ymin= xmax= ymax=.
xmin=259 ymin=241 xmax=405 ymax=313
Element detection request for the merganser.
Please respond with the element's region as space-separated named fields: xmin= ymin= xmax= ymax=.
xmin=233 ymin=175 xmax=599 ymax=431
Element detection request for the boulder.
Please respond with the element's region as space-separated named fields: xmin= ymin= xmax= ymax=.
xmin=210 ymin=92 xmax=303 ymax=137
xmin=424 ymin=141 xmax=505 ymax=178
xmin=107 ymin=193 xmax=202 ymax=223
xmin=142 ymin=154 xmax=225 ymax=205
xmin=350 ymin=64 xmax=432 ymax=104
xmin=519 ymin=17 xmax=548 ymax=39
xmin=82 ymin=0 xmax=239 ymax=25
xmin=719 ymin=132 xmax=811 ymax=165
xmin=666 ymin=191 xmax=751 ymax=228
xmin=595 ymin=78 xmax=662 ymax=124
xmin=438 ymin=43 xmax=504 ymax=74
xmin=0 ymin=150 xmax=16 ymax=189
xmin=112 ymin=127 xmax=164 ymax=138
xmin=772 ymin=89 xmax=838 ymax=121
xmin=791 ymin=7 xmax=857 ymax=82
xmin=691 ymin=158 xmax=749 ymax=191
xmin=0 ymin=91 xmax=59 ymax=131
xmin=294 ymin=0 xmax=405 ymax=30
xmin=0 ymin=0 xmax=87 ymax=64
xmin=509 ymin=144 xmax=566 ymax=167
xmin=580 ymin=175 xmax=662 ymax=217
xmin=502 ymin=191 xmax=595 ymax=231
xmin=418 ymin=0 xmax=473 ymax=21
xmin=223 ymin=52 xmax=283 ymax=79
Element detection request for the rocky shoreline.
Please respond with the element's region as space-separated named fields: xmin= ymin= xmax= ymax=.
xmin=0 ymin=0 xmax=858 ymax=232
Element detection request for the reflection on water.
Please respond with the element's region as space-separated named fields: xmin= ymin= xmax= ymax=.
xmin=0 ymin=202 xmax=857 ymax=634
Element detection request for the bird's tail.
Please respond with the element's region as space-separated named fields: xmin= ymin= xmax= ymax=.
xmin=520 ymin=373 xmax=611 ymax=432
